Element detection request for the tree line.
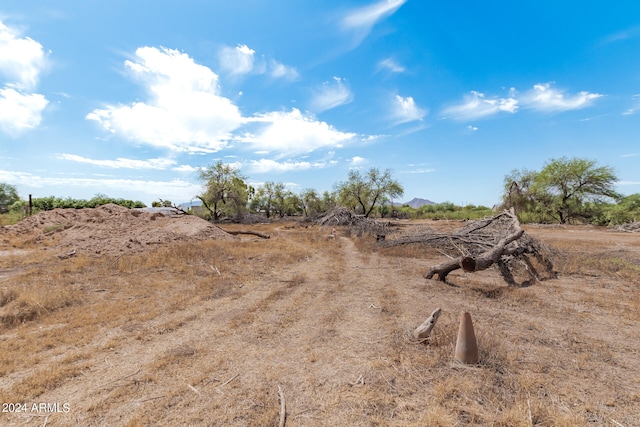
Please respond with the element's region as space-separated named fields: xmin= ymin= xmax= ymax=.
xmin=1 ymin=156 xmax=638 ymax=225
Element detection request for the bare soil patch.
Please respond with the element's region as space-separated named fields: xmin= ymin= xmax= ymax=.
xmin=0 ymin=212 xmax=639 ymax=426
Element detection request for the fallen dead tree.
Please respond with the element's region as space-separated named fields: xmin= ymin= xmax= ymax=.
xmin=615 ymin=222 xmax=640 ymax=233
xmin=300 ymin=206 xmax=389 ymax=236
xmin=380 ymin=209 xmax=556 ymax=285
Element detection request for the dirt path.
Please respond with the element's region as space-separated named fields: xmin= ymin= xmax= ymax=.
xmin=2 ymin=224 xmax=640 ymax=426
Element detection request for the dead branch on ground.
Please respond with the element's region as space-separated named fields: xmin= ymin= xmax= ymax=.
xmin=220 ymin=229 xmax=270 ymax=239
xmin=381 ymin=209 xmax=556 ymax=285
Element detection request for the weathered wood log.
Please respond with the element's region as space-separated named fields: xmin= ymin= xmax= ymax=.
xmin=413 ymin=307 xmax=442 ymax=340
xmin=222 ymin=230 xmax=270 ymax=239
xmin=425 ymin=209 xmax=524 ymax=282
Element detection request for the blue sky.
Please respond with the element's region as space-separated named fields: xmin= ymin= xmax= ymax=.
xmin=1 ymin=1 xmax=639 ymax=207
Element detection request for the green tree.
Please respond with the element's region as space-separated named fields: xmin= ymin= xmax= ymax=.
xmin=503 ymin=157 xmax=619 ymax=224
xmin=300 ymin=188 xmax=323 ymax=217
xmin=0 ymin=183 xmax=19 ymax=208
xmin=336 ymin=168 xmax=404 ymax=217
xmin=197 ymin=161 xmax=249 ymax=221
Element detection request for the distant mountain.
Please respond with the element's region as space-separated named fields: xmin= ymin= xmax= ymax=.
xmin=394 ymin=198 xmax=436 ymax=208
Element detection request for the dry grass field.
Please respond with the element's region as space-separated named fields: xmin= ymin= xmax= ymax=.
xmin=1 ymin=210 xmax=639 ymax=426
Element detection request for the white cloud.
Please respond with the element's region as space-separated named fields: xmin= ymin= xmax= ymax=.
xmin=0 ymin=21 xmax=48 ymax=90
xmin=443 ymin=90 xmax=518 ymax=120
xmin=309 ymin=77 xmax=353 ymax=113
xmin=249 ymin=158 xmax=326 ymax=173
xmin=0 ymin=21 xmax=49 ymax=136
xmin=617 ymin=181 xmax=640 ymax=186
xmin=623 ymin=94 xmax=640 ymax=116
xmin=0 ymin=169 xmax=202 ymax=203
xmin=240 ymin=108 xmax=357 ymax=157
xmin=86 ymin=46 xmax=243 ymax=153
xmin=172 ymin=164 xmax=202 ymax=173
xmin=467 ymin=125 xmax=478 ymax=132
xmin=378 ymin=58 xmax=405 ymax=73
xmin=268 ymin=59 xmax=299 ymax=80
xmin=392 ymin=95 xmax=427 ymax=124
xmin=521 ymin=83 xmax=602 ymax=112
xmin=0 ymin=87 xmax=48 ymax=135
xmin=341 ymin=0 xmax=407 ymax=47
xmin=58 ymin=154 xmax=177 ymax=170
xmin=218 ymin=44 xmax=255 ymax=76
xmin=218 ymin=44 xmax=298 ymax=80
xmin=350 ymin=156 xmax=366 ymax=166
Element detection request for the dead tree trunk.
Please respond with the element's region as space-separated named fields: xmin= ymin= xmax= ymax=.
xmin=221 ymin=229 xmax=270 ymax=239
xmin=424 ymin=209 xmax=524 ymax=281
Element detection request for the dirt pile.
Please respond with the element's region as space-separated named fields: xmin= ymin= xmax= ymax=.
xmin=1 ymin=203 xmax=235 ymax=256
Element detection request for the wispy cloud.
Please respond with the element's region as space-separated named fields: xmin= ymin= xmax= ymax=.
xmin=309 ymin=77 xmax=353 ymax=113
xmin=391 ymin=95 xmax=427 ymax=124
xmin=0 ymin=169 xmax=202 ymax=203
xmin=621 ymin=153 xmax=638 ymax=158
xmin=442 ymin=90 xmax=518 ymax=121
xmin=521 ymin=83 xmax=602 ymax=112
xmin=0 ymin=21 xmax=49 ymax=136
xmin=87 ymin=46 xmax=243 ymax=153
xmin=600 ymin=25 xmax=640 ymax=45
xmin=617 ymin=181 xmax=640 ymax=186
xmin=218 ymin=44 xmax=298 ymax=80
xmin=240 ymin=108 xmax=357 ymax=158
xmin=378 ymin=58 xmax=406 ymax=73
xmin=249 ymin=158 xmax=327 ymax=173
xmin=623 ymin=94 xmax=640 ymax=116
xmin=218 ymin=44 xmax=255 ymax=76
xmin=340 ymin=0 xmax=407 ymax=48
xmin=58 ymin=154 xmax=177 ymax=170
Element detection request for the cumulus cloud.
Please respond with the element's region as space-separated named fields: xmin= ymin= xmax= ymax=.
xmin=521 ymin=83 xmax=602 ymax=112
xmin=0 ymin=87 xmax=48 ymax=135
xmin=341 ymin=0 xmax=407 ymax=47
xmin=378 ymin=58 xmax=405 ymax=73
xmin=0 ymin=21 xmax=49 ymax=136
xmin=86 ymin=46 xmax=243 ymax=153
xmin=0 ymin=21 xmax=48 ymax=90
xmin=309 ymin=77 xmax=353 ymax=113
xmin=443 ymin=90 xmax=518 ymax=120
xmin=392 ymin=95 xmax=427 ymax=124
xmin=350 ymin=156 xmax=366 ymax=166
xmin=240 ymin=108 xmax=357 ymax=158
xmin=58 ymin=154 xmax=177 ymax=170
xmin=249 ymin=158 xmax=327 ymax=173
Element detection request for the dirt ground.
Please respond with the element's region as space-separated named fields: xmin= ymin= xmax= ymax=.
xmin=0 ymin=208 xmax=639 ymax=426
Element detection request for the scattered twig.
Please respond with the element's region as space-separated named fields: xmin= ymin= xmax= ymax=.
xmin=610 ymin=419 xmax=626 ymax=427
xmin=217 ymin=373 xmax=239 ymax=388
xmin=348 ymin=375 xmax=365 ymax=386
xmin=92 ymin=367 xmax=141 ymax=390
xmin=210 ymin=265 xmax=221 ymax=275
xmin=527 ymin=399 xmax=533 ymax=426
xmin=278 ymin=385 xmax=286 ymax=427
xmin=187 ymin=384 xmax=201 ymax=396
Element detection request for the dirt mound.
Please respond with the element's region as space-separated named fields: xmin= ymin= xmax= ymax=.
xmin=2 ymin=204 xmax=236 ymax=256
